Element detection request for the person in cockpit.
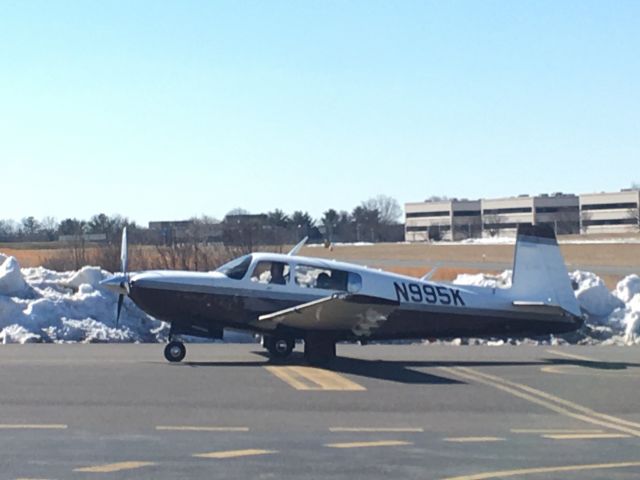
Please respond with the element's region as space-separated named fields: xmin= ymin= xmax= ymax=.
xmin=270 ymin=262 xmax=286 ymax=285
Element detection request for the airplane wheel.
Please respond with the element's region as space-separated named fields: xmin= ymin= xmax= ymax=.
xmin=164 ymin=341 xmax=186 ymax=363
xmin=304 ymin=334 xmax=336 ymax=366
xmin=264 ymin=336 xmax=295 ymax=359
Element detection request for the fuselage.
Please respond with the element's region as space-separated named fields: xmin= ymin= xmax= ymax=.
xmin=124 ymin=252 xmax=582 ymax=341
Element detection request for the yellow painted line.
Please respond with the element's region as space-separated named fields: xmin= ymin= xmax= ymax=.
xmin=545 ymin=349 xmax=597 ymax=361
xmin=156 ymin=425 xmax=249 ymax=432
xmin=0 ymin=424 xmax=67 ymax=430
xmin=541 ymin=365 xmax=578 ymax=374
xmin=458 ymin=366 xmax=640 ymax=432
xmin=439 ymin=460 xmax=640 ymax=480
xmin=325 ymin=440 xmax=412 ymax=449
xmin=330 ymin=427 xmax=424 ymax=432
xmin=541 ymin=364 xmax=640 ymax=377
xmin=444 ymin=437 xmax=505 ymax=443
xmin=193 ymin=449 xmax=277 ymax=459
xmin=264 ymin=366 xmax=317 ymax=390
xmin=289 ymin=366 xmax=367 ymax=391
xmin=543 ymin=433 xmax=632 ymax=440
xmin=74 ymin=461 xmax=156 ymax=473
xmin=264 ymin=366 xmax=366 ymax=391
xmin=511 ymin=428 xmax=604 ymax=434
xmin=441 ymin=366 xmax=640 ymax=437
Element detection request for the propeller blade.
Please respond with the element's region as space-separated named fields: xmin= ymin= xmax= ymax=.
xmin=120 ymin=226 xmax=128 ymax=275
xmin=116 ymin=293 xmax=124 ymax=328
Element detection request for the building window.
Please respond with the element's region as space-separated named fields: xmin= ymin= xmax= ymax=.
xmin=581 ymin=202 xmax=638 ymax=211
xmin=483 ymin=207 xmax=532 ymax=214
xmin=406 ymin=211 xmax=450 ymax=218
xmin=535 ymin=206 xmax=579 ymax=213
xmin=581 ymin=219 xmax=637 ymax=226
xmin=483 ymin=222 xmax=526 ymax=229
xmin=452 ymin=210 xmax=481 ymax=217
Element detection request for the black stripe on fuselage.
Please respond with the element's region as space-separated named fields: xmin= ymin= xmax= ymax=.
xmin=129 ymin=285 xmax=581 ymax=340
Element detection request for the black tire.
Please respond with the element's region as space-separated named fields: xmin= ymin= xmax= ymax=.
xmin=304 ymin=334 xmax=336 ymax=366
xmin=164 ymin=341 xmax=186 ymax=363
xmin=264 ymin=336 xmax=295 ymax=359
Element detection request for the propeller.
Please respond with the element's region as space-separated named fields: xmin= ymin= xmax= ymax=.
xmin=116 ymin=227 xmax=129 ymax=327
xmin=99 ymin=227 xmax=131 ymax=328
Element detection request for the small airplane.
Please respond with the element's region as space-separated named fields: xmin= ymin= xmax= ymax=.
xmin=101 ymin=224 xmax=583 ymax=365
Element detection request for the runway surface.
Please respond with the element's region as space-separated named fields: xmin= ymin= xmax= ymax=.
xmin=0 ymin=343 xmax=639 ymax=479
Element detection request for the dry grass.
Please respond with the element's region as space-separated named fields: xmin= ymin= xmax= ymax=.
xmin=3 ymin=241 xmax=638 ymax=288
xmin=299 ymin=242 xmax=640 ymax=268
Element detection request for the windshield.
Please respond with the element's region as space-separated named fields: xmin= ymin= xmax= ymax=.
xmin=215 ymin=255 xmax=252 ymax=280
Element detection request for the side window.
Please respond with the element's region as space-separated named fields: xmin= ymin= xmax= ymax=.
xmin=347 ymin=272 xmax=363 ymax=293
xmin=294 ymin=265 xmax=349 ymax=291
xmin=251 ymin=261 xmax=290 ymax=285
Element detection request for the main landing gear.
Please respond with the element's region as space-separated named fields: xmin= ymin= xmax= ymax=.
xmin=262 ymin=333 xmax=336 ymax=366
xmin=304 ymin=332 xmax=336 ymax=366
xmin=262 ymin=335 xmax=295 ymax=359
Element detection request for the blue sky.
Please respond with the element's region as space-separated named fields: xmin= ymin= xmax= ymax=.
xmin=1 ymin=0 xmax=638 ymax=224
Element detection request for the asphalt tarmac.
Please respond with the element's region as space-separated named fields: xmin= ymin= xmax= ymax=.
xmin=0 ymin=343 xmax=639 ymax=480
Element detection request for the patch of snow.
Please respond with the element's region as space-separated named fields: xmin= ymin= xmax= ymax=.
xmin=452 ymin=270 xmax=640 ymax=346
xmin=453 ymin=270 xmax=512 ymax=289
xmin=0 ymin=324 xmax=41 ymax=344
xmin=0 ymin=253 xmax=253 ymax=345
xmin=569 ymin=271 xmax=624 ymax=318
xmin=0 ymin=255 xmax=31 ymax=297
xmin=2 ymin=250 xmax=638 ymax=347
xmin=434 ymin=237 xmax=640 ymax=246
xmin=307 ymin=242 xmax=375 ymax=248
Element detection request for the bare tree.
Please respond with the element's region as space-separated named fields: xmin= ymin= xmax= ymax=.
xmin=483 ymin=214 xmax=504 ymax=237
xmin=362 ymin=195 xmax=402 ymax=225
xmin=580 ymin=210 xmax=593 ymax=234
xmin=40 ymin=216 xmax=59 ymax=241
xmin=425 ymin=195 xmax=449 ymax=202
xmin=628 ymin=206 xmax=640 ymax=230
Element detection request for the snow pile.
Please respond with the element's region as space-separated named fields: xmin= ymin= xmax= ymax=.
xmin=453 ymin=270 xmax=640 ymax=345
xmin=453 ymin=270 xmax=512 ymax=289
xmin=0 ymin=258 xmax=168 ymax=344
xmin=569 ymin=271 xmax=624 ymax=317
xmin=0 ymin=255 xmax=255 ymax=345
xmin=0 ymin=254 xmax=31 ymax=297
xmin=1 ymin=251 xmax=638 ymax=346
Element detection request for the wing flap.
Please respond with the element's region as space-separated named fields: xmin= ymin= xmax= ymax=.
xmin=258 ymin=294 xmax=398 ymax=334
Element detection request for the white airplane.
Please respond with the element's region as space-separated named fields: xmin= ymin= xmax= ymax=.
xmin=101 ymin=224 xmax=583 ymax=365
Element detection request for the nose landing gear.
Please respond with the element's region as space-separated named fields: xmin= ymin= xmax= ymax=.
xmin=164 ymin=340 xmax=186 ymax=362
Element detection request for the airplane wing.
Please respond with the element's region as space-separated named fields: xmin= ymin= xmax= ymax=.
xmin=258 ymin=293 xmax=399 ymax=336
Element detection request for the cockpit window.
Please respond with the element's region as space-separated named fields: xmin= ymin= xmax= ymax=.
xmin=294 ymin=264 xmax=350 ymax=291
xmin=251 ymin=261 xmax=290 ymax=285
xmin=216 ymin=255 xmax=252 ymax=280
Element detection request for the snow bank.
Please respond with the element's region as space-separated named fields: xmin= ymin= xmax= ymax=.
xmin=0 ymin=254 xmax=31 ymax=297
xmin=0 ymin=254 xmax=252 ymax=344
xmin=1 ymin=251 xmax=638 ymax=346
xmin=452 ymin=270 xmax=640 ymax=345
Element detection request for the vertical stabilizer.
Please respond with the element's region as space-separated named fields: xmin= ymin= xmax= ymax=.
xmin=510 ymin=224 xmax=581 ymax=317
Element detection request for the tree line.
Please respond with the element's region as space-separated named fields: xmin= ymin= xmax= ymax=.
xmin=0 ymin=194 xmax=403 ymax=245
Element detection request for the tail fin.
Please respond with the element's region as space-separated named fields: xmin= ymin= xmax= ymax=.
xmin=510 ymin=224 xmax=581 ymax=317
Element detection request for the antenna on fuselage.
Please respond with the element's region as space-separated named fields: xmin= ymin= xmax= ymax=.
xmin=287 ymin=236 xmax=308 ymax=256
xmin=420 ymin=262 xmax=441 ymax=281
